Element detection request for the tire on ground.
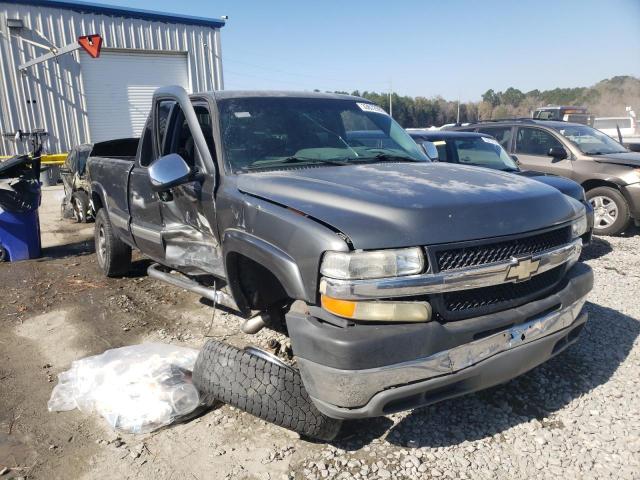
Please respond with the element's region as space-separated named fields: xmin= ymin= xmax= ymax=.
xmin=193 ymin=339 xmax=342 ymax=441
xmin=72 ymin=191 xmax=90 ymax=223
xmin=586 ymin=186 xmax=631 ymax=236
xmin=94 ymin=208 xmax=132 ymax=277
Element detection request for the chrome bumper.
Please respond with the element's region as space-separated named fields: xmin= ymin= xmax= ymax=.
xmin=297 ymin=294 xmax=588 ymax=409
xmin=320 ymin=239 xmax=582 ymax=300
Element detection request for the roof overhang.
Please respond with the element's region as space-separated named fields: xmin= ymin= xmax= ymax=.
xmin=8 ymin=0 xmax=226 ymax=29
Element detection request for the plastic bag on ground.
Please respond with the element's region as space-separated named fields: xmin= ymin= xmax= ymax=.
xmin=48 ymin=343 xmax=200 ymax=434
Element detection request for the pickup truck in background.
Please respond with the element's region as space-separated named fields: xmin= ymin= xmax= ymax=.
xmin=593 ymin=109 xmax=640 ymax=152
xmin=88 ymin=87 xmax=593 ymax=440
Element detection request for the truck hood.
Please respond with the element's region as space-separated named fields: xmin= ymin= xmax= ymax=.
xmin=592 ymin=151 xmax=640 ymax=168
xmin=237 ymin=163 xmax=582 ymax=249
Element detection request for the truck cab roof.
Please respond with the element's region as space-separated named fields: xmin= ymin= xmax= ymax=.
xmin=210 ymin=90 xmax=368 ymax=102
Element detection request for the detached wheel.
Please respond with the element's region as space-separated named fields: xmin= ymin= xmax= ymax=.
xmin=71 ymin=191 xmax=90 ymax=223
xmin=94 ymin=209 xmax=131 ymax=277
xmin=587 ymin=186 xmax=630 ymax=236
xmin=193 ymin=340 xmax=342 ymax=441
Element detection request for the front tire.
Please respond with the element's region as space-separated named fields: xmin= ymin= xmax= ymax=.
xmin=586 ymin=186 xmax=630 ymax=236
xmin=193 ymin=340 xmax=342 ymax=441
xmin=94 ymin=209 xmax=131 ymax=277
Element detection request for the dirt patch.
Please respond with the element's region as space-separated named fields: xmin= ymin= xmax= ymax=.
xmin=1 ymin=190 xmax=639 ymax=479
xmin=15 ymin=310 xmax=85 ymax=367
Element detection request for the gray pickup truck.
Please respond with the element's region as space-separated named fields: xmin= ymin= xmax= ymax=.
xmin=88 ymin=87 xmax=593 ymax=440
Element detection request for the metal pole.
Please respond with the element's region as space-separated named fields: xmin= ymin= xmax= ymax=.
xmin=389 ymin=78 xmax=393 ymax=118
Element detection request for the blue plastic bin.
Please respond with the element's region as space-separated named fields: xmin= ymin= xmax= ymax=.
xmin=0 ymin=205 xmax=41 ymax=261
xmin=0 ymin=154 xmax=42 ymax=262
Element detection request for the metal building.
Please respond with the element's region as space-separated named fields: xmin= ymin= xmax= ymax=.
xmin=0 ymin=0 xmax=225 ymax=155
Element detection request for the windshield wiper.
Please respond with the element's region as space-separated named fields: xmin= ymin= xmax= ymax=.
xmin=589 ymin=150 xmax=627 ymax=155
xmin=280 ymin=156 xmax=351 ymax=166
xmin=241 ymin=156 xmax=350 ymax=171
xmin=300 ymin=113 xmax=360 ymax=158
xmin=354 ymin=153 xmax=422 ymax=163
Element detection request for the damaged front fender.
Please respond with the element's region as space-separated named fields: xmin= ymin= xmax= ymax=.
xmin=223 ymin=229 xmax=307 ymax=303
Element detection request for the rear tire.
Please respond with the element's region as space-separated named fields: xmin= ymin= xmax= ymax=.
xmin=193 ymin=340 xmax=342 ymax=441
xmin=94 ymin=209 xmax=131 ymax=277
xmin=72 ymin=191 xmax=90 ymax=223
xmin=586 ymin=186 xmax=630 ymax=236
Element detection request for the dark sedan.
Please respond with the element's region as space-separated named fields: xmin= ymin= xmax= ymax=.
xmin=407 ymin=130 xmax=594 ymax=243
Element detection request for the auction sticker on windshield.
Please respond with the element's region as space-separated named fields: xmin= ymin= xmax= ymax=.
xmin=357 ymin=103 xmax=388 ymax=115
xmin=481 ymin=137 xmax=500 ymax=146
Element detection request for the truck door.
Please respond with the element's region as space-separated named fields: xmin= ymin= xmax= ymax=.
xmin=514 ymin=126 xmax=574 ymax=178
xmin=128 ymin=116 xmax=166 ymax=261
xmin=152 ymin=91 xmax=222 ymax=277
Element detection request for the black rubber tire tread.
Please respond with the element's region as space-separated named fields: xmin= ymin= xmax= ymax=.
xmin=0 ymin=245 xmax=7 ymax=262
xmin=586 ymin=186 xmax=631 ymax=236
xmin=193 ymin=339 xmax=342 ymax=441
xmin=94 ymin=208 xmax=132 ymax=277
xmin=72 ymin=191 xmax=90 ymax=223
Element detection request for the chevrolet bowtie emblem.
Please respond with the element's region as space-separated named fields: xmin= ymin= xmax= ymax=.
xmin=506 ymin=257 xmax=540 ymax=282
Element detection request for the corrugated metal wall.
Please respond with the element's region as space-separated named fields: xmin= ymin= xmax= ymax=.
xmin=0 ymin=2 xmax=223 ymax=155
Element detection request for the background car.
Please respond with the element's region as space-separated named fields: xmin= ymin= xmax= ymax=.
xmin=452 ymin=119 xmax=640 ymax=235
xmin=408 ymin=130 xmax=594 ymax=243
xmin=532 ymin=106 xmax=593 ymax=125
xmin=60 ymin=138 xmax=139 ymax=223
xmin=593 ymin=108 xmax=640 ymax=152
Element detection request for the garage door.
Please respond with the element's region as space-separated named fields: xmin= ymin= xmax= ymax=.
xmin=80 ymin=50 xmax=189 ymax=143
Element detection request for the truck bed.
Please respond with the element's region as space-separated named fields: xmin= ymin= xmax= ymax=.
xmin=87 ymin=154 xmax=134 ymax=228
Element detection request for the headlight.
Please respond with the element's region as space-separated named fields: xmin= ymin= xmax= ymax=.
xmin=321 ymin=295 xmax=432 ymax=322
xmin=571 ymin=214 xmax=588 ymax=238
xmin=320 ymin=247 xmax=425 ymax=280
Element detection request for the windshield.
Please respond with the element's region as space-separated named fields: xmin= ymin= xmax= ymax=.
xmin=218 ymin=97 xmax=428 ymax=172
xmin=552 ymin=124 xmax=628 ymax=155
xmin=443 ymin=136 xmax=518 ymax=171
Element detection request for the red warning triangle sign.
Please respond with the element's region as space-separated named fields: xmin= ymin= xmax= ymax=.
xmin=78 ymin=34 xmax=102 ymax=58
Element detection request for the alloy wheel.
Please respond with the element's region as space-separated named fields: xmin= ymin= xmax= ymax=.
xmin=590 ymin=195 xmax=618 ymax=229
xmin=97 ymin=225 xmax=107 ymax=266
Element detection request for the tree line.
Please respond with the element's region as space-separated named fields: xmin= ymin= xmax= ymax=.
xmin=327 ymin=75 xmax=640 ymax=128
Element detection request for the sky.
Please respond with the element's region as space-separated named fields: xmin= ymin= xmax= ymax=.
xmin=96 ymin=0 xmax=640 ymax=101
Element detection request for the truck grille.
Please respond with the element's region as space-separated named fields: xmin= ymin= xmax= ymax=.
xmin=428 ymin=226 xmax=573 ymax=321
xmin=443 ymin=266 xmax=565 ymax=314
xmin=435 ymin=226 xmax=572 ymax=271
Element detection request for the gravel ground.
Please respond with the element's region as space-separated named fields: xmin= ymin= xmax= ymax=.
xmin=1 ymin=195 xmax=639 ymax=479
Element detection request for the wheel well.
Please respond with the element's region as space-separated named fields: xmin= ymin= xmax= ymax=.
xmin=226 ymin=252 xmax=290 ymax=313
xmin=581 ymin=179 xmax=621 ymax=193
xmin=91 ymin=191 xmax=104 ymax=212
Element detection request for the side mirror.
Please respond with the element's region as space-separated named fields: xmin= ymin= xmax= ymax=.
xmin=421 ymin=141 xmax=439 ymax=161
xmin=148 ymin=153 xmax=191 ymax=192
xmin=510 ymin=154 xmax=520 ymax=165
xmin=547 ymin=146 xmax=568 ymax=160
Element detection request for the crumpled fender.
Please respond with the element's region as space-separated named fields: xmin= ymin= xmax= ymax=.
xmin=222 ymin=228 xmax=308 ymax=308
